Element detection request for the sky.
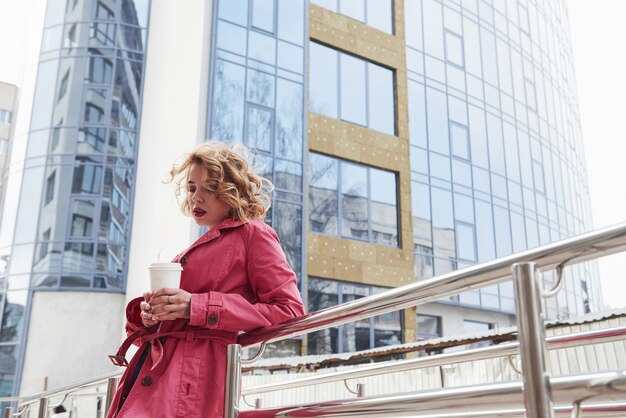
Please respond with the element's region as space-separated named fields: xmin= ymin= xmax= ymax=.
xmin=0 ymin=1 xmax=624 ymax=309
xmin=568 ymin=0 xmax=626 ymax=309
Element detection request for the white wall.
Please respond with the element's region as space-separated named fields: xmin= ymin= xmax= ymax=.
xmin=122 ymin=0 xmax=214 ymax=335
xmin=19 ymin=291 xmax=125 ymax=396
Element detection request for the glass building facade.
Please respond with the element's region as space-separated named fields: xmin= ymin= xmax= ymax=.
xmin=0 ymin=0 xmax=150 ymax=396
xmin=404 ymin=0 xmax=599 ymax=319
xmin=208 ymin=0 xmax=307 ymax=291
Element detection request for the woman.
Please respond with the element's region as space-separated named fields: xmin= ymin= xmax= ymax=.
xmin=107 ymin=142 xmax=305 ymax=417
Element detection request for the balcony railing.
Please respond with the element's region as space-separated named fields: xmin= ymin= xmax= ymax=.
xmin=3 ymin=222 xmax=626 ymax=417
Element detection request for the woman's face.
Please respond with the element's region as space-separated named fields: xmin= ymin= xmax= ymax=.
xmin=187 ymin=162 xmax=231 ymax=229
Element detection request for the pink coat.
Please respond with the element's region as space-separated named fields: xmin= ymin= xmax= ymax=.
xmin=107 ymin=219 xmax=305 ymax=418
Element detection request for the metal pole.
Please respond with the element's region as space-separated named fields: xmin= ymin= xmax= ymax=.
xmin=37 ymin=398 xmax=48 ymax=418
xmin=3 ymin=407 xmax=11 ymax=418
xmin=224 ymin=344 xmax=243 ymax=418
xmin=104 ymin=377 xmax=118 ymax=416
xmin=512 ymin=262 xmax=554 ymax=418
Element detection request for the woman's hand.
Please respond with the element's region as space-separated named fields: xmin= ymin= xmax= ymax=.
xmin=140 ymin=291 xmax=159 ymax=328
xmin=149 ymin=288 xmax=192 ymax=321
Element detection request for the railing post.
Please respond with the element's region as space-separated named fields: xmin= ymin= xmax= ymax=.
xmin=224 ymin=344 xmax=243 ymax=418
xmin=37 ymin=398 xmax=48 ymax=418
xmin=104 ymin=377 xmax=119 ymax=416
xmin=512 ymin=262 xmax=554 ymax=418
xmin=3 ymin=407 xmax=11 ymax=418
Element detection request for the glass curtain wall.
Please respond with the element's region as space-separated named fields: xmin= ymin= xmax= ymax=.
xmin=0 ymin=0 xmax=150 ymax=397
xmin=208 ymin=0 xmax=307 ymax=295
xmin=405 ymin=0 xmax=599 ymax=318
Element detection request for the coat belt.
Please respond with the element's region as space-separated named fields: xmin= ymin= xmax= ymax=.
xmin=109 ymin=327 xmax=237 ymax=371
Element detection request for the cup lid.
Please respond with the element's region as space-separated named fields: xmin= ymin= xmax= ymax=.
xmin=148 ymin=263 xmax=183 ymax=270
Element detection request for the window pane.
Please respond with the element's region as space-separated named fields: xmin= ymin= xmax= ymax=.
xmin=309 ymin=43 xmax=338 ymax=118
xmin=450 ymin=123 xmax=469 ymax=159
xmin=275 ymin=78 xmax=302 ymax=160
xmin=216 ymin=20 xmax=247 ymax=56
xmin=340 ymin=54 xmax=366 ymax=125
xmin=426 ymin=88 xmax=449 ymax=155
xmin=445 ymin=31 xmax=464 ymax=67
xmin=219 ymin=0 xmax=248 ymax=25
xmin=247 ymin=106 xmax=272 ymax=152
xmin=371 ymin=169 xmax=398 ymax=247
xmin=277 ymin=41 xmax=303 ymax=74
xmin=367 ymin=63 xmax=395 ymax=135
xmin=251 ymin=0 xmax=274 ymax=33
xmin=246 ymin=69 xmax=275 ymax=107
xmin=308 ymin=278 xmax=339 ymax=354
xmin=340 ymin=0 xmax=365 ymax=22
xmin=341 ymin=163 xmax=368 ymax=240
xmin=367 ymin=0 xmax=393 ymax=33
xmin=277 ymin=0 xmax=304 ymax=45
xmin=248 ymin=31 xmax=276 ymax=65
xmin=311 ymin=0 xmax=337 ymax=11
xmin=456 ymin=222 xmax=476 ymax=261
xmin=341 ymin=282 xmax=369 ymax=352
xmin=211 ymin=60 xmax=246 ymax=141
xmin=417 ymin=314 xmax=441 ymax=340
xmin=309 ymin=153 xmax=338 ymax=235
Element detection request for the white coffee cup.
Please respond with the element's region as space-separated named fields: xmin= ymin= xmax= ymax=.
xmin=148 ymin=262 xmax=183 ymax=291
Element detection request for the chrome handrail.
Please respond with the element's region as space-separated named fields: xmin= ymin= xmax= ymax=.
xmin=224 ymin=222 xmax=626 ymax=417
xmin=240 ymin=370 xmax=626 ymax=417
xmin=238 ymin=222 xmax=626 ymax=348
xmin=241 ymin=325 xmax=626 ymax=396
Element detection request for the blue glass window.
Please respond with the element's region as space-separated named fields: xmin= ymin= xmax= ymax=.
xmin=309 ymin=152 xmax=398 ymax=247
xmin=312 ymin=0 xmax=393 ymax=34
xmin=310 ymin=42 xmax=395 ymax=135
xmin=308 ymin=277 xmax=402 ymax=354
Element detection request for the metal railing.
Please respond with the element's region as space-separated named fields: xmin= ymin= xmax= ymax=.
xmin=2 ymin=222 xmax=626 ymax=417
xmin=224 ymin=222 xmax=626 ymax=417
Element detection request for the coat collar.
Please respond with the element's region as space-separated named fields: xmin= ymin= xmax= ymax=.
xmin=185 ymin=218 xmax=248 ymax=254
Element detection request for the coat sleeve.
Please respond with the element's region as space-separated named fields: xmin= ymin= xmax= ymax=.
xmin=189 ymin=224 xmax=305 ymax=332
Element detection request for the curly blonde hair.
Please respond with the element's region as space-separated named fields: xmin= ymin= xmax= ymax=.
xmin=168 ymin=142 xmax=273 ymax=221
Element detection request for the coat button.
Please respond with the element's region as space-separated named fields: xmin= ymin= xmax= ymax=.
xmin=207 ymin=315 xmax=218 ymax=325
xmin=180 ymin=256 xmax=187 ymax=266
xmin=141 ymin=375 xmax=153 ymax=386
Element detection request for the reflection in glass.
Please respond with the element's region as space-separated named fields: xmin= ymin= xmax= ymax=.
xmin=246 ymin=69 xmax=275 ymax=107
xmin=247 ymin=106 xmax=272 ymax=152
xmin=340 ymin=163 xmax=366 ymax=240
xmin=310 ymin=153 xmax=398 ymax=247
xmin=212 ymin=60 xmax=246 ymax=141
xmin=308 ymin=277 xmax=401 ymax=354
xmin=309 ymin=153 xmax=338 ymax=236
xmin=0 ymin=292 xmax=27 ymax=343
xmin=275 ymin=78 xmax=302 ymax=160
xmin=273 ymin=201 xmax=302 ymax=273
xmin=371 ymin=170 xmax=397 ymax=246
xmin=274 ymin=159 xmax=302 ymax=192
